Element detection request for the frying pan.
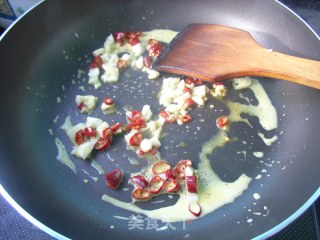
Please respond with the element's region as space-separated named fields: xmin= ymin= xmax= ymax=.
xmin=0 ymin=0 xmax=320 ymax=239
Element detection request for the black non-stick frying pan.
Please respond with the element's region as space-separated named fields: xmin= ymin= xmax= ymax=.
xmin=0 ymin=0 xmax=320 ymax=239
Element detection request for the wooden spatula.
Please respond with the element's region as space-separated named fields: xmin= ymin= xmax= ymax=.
xmin=153 ymin=24 xmax=320 ymax=89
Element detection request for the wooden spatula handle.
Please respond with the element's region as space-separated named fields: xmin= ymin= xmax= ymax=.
xmin=154 ymin=24 xmax=320 ymax=89
xmin=252 ymin=48 xmax=320 ymax=89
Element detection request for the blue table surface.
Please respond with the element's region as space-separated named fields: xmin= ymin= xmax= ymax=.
xmin=0 ymin=1 xmax=320 ymax=240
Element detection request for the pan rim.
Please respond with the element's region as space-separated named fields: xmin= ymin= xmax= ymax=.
xmin=0 ymin=184 xmax=69 ymax=240
xmin=0 ymin=0 xmax=319 ymax=239
xmin=0 ymin=0 xmax=45 ymax=43
xmin=274 ymin=0 xmax=320 ymax=41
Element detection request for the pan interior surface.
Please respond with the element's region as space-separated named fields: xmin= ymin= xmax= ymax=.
xmin=0 ymin=1 xmax=320 ymax=239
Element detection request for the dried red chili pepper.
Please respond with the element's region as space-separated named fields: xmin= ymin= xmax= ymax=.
xmin=216 ymin=116 xmax=228 ymax=128
xmin=105 ymin=169 xmax=123 ymax=190
xmin=83 ymin=127 xmax=97 ymax=138
xmin=150 ymin=175 xmax=164 ymax=194
xmin=185 ymin=77 xmax=195 ymax=84
xmin=75 ymin=129 xmax=85 ymax=145
xmin=94 ymin=137 xmax=112 ymax=151
xmin=113 ymin=32 xmax=125 ymax=46
xmin=183 ymin=86 xmax=193 ymax=93
xmin=102 ymin=127 xmax=113 ymax=139
xmin=111 ymin=123 xmax=122 ymax=133
xmin=182 ymin=98 xmax=195 ymax=110
xmin=186 ymin=176 xmax=198 ymax=193
xmin=147 ymin=39 xmax=163 ymax=58
xmin=117 ymin=59 xmax=127 ymax=69
xmin=143 ymin=56 xmax=152 ymax=68
xmin=77 ymin=102 xmax=85 ymax=110
xmin=174 ymin=162 xmax=187 ymax=179
xmin=152 ymin=161 xmax=171 ymax=175
xmin=162 ymin=179 xmax=181 ymax=193
xmin=130 ymin=175 xmax=149 ymax=188
xmin=139 ymin=146 xmax=158 ymax=156
xmin=89 ymin=55 xmax=103 ymax=69
xmin=104 ymin=97 xmax=114 ymax=105
xmin=129 ymin=132 xmax=143 ymax=146
xmin=127 ymin=110 xmax=143 ymax=122
xmin=126 ymin=118 xmax=146 ymax=130
xmin=131 ymin=188 xmax=151 ymax=200
xmin=194 ymin=78 xmax=203 ymax=85
xmin=180 ymin=114 xmax=192 ymax=123
xmin=158 ymin=111 xmax=175 ymax=123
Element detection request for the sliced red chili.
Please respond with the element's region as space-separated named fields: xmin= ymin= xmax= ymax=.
xmin=83 ymin=127 xmax=97 ymax=138
xmin=143 ymin=56 xmax=152 ymax=68
xmin=147 ymin=39 xmax=163 ymax=58
xmin=159 ymin=111 xmax=169 ymax=119
xmin=149 ymin=42 xmax=163 ymax=58
xmin=89 ymin=55 xmax=103 ymax=69
xmin=183 ymin=86 xmax=193 ymax=93
xmin=148 ymin=146 xmax=158 ymax=155
xmin=130 ymin=175 xmax=149 ymax=188
xmin=162 ymin=179 xmax=181 ymax=193
xmin=129 ymin=132 xmax=143 ymax=146
xmin=185 ymin=77 xmax=195 ymax=84
xmin=126 ymin=118 xmax=146 ymax=130
xmin=182 ymin=98 xmax=195 ymax=110
xmin=134 ymin=31 xmax=142 ymax=38
xmin=75 ymin=129 xmax=84 ymax=145
xmin=102 ymin=127 xmax=113 ymax=139
xmin=174 ymin=162 xmax=187 ymax=179
xmin=125 ymin=31 xmax=142 ymax=46
xmin=214 ymin=82 xmax=223 ymax=85
xmin=194 ymin=78 xmax=203 ymax=85
xmin=158 ymin=111 xmax=175 ymax=123
xmin=111 ymin=123 xmax=122 ymax=133
xmin=147 ymin=38 xmax=158 ymax=47
xmin=127 ymin=110 xmax=142 ymax=122
xmin=152 ymin=161 xmax=171 ymax=175
xmin=150 ymin=176 xmax=164 ymax=194
xmin=165 ymin=169 xmax=176 ymax=179
xmin=94 ymin=137 xmax=111 ymax=151
xmin=131 ymin=188 xmax=151 ymax=201
xmin=179 ymin=159 xmax=192 ymax=167
xmin=113 ymin=32 xmax=125 ymax=46
xmin=105 ymin=169 xmax=123 ymax=190
xmin=77 ymin=102 xmax=85 ymax=110
xmin=124 ymin=31 xmax=133 ymax=39
xmin=186 ymin=176 xmax=198 ymax=193
xmin=104 ymin=97 xmax=114 ymax=105
xmin=117 ymin=59 xmax=127 ymax=69
xmin=180 ymin=114 xmax=192 ymax=123
xmin=128 ymin=37 xmax=140 ymax=46
xmin=216 ymin=116 xmax=228 ymax=128
xmin=189 ymin=202 xmax=201 ymax=217
xmin=139 ymin=146 xmax=158 ymax=156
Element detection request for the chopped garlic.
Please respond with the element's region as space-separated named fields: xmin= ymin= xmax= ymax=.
xmin=62 ymin=116 xmax=110 ymax=159
xmin=142 ymin=105 xmax=152 ymax=121
xmin=210 ymin=84 xmax=227 ymax=97
xmin=103 ymin=34 xmax=115 ymax=52
xmin=101 ymin=102 xmax=116 ymax=114
xmin=147 ymin=69 xmax=160 ymax=79
xmin=75 ymin=95 xmax=98 ymax=113
xmin=140 ymin=139 xmax=153 ymax=152
xmin=132 ymin=43 xmax=145 ymax=56
xmin=86 ymin=117 xmax=103 ymax=129
xmin=232 ymin=77 xmax=252 ymax=90
xmin=135 ymin=56 xmax=144 ymax=69
xmin=88 ymin=68 xmax=101 ymax=89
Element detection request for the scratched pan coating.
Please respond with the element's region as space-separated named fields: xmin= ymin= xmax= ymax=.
xmin=0 ymin=0 xmax=320 ymax=239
